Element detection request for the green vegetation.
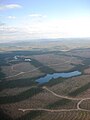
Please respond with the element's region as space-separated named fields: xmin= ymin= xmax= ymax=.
xmin=0 ymin=109 xmax=12 ymax=120
xmin=69 ymin=57 xmax=90 ymax=74
xmin=31 ymin=58 xmax=56 ymax=73
xmin=41 ymin=77 xmax=66 ymax=87
xmin=69 ymin=82 xmax=90 ymax=97
xmin=0 ymin=50 xmax=53 ymax=66
xmin=0 ymin=68 xmax=6 ymax=80
xmin=46 ymin=98 xmax=71 ymax=109
xmin=0 ymin=78 xmax=37 ymax=91
xmin=0 ymin=87 xmax=43 ymax=104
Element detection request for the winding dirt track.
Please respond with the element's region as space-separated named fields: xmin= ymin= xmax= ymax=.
xmin=5 ymin=66 xmax=42 ymax=79
xmin=18 ymin=108 xmax=78 ymax=112
xmin=18 ymin=87 xmax=90 ymax=113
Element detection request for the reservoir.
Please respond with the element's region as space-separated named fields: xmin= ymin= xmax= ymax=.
xmin=36 ymin=71 xmax=81 ymax=84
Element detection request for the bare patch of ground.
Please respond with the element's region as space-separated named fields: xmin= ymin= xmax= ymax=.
xmin=2 ymin=62 xmax=37 ymax=77
xmin=84 ymin=67 xmax=90 ymax=74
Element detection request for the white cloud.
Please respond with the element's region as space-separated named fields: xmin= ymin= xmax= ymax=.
xmin=7 ymin=16 xmax=16 ymax=19
xmin=29 ymin=14 xmax=47 ymax=18
xmin=0 ymin=25 xmax=18 ymax=35
xmin=0 ymin=17 xmax=90 ymax=42
xmin=0 ymin=4 xmax=22 ymax=10
xmin=0 ymin=22 xmax=5 ymax=26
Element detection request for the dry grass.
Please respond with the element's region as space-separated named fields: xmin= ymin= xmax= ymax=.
xmin=2 ymin=62 xmax=44 ymax=81
xmin=68 ymin=49 xmax=90 ymax=58
xmin=32 ymin=54 xmax=82 ymax=72
xmin=2 ymin=62 xmax=37 ymax=77
xmin=32 ymin=54 xmax=69 ymax=65
xmin=1 ymin=65 xmax=19 ymax=77
xmin=11 ymin=62 xmax=36 ymax=72
xmin=7 ymin=70 xmax=44 ymax=81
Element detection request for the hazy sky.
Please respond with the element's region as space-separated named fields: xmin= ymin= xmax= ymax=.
xmin=0 ymin=0 xmax=90 ymax=42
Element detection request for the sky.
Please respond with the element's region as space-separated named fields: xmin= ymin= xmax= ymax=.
xmin=0 ymin=0 xmax=90 ymax=42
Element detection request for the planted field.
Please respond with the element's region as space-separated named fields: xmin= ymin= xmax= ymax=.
xmin=48 ymin=75 xmax=90 ymax=96
xmin=46 ymin=99 xmax=78 ymax=110
xmin=76 ymin=88 xmax=90 ymax=98
xmin=68 ymin=82 xmax=90 ymax=97
xmin=80 ymin=99 xmax=90 ymax=110
xmin=0 ymin=89 xmax=61 ymax=119
xmin=17 ymin=111 xmax=90 ymax=120
xmin=0 ymin=87 xmax=33 ymax=96
xmin=0 ymin=87 xmax=43 ymax=104
xmin=0 ymin=45 xmax=90 ymax=120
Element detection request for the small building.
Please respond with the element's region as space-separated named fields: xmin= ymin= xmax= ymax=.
xmin=14 ymin=56 xmax=18 ymax=60
xmin=24 ymin=58 xmax=32 ymax=62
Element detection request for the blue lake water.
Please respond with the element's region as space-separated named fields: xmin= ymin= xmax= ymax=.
xmin=36 ymin=71 xmax=81 ymax=84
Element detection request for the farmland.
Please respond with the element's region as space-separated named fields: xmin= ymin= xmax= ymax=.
xmin=0 ymin=39 xmax=90 ymax=120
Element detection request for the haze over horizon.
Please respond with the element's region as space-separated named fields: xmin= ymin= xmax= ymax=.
xmin=0 ymin=0 xmax=90 ymax=43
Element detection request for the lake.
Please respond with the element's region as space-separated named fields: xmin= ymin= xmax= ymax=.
xmin=36 ymin=71 xmax=81 ymax=84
